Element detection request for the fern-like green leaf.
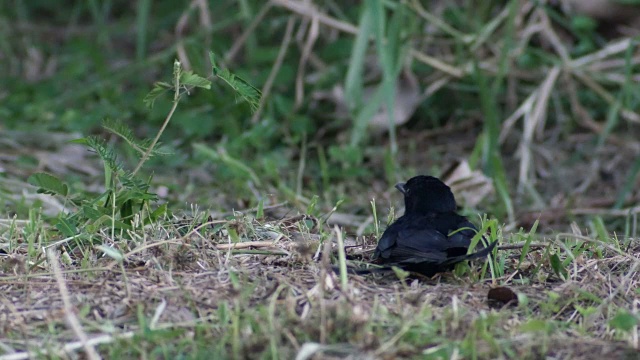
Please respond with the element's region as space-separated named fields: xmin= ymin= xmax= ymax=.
xmin=181 ymin=71 xmax=211 ymax=89
xmin=102 ymin=119 xmax=172 ymax=157
xmin=209 ymin=51 xmax=261 ymax=112
xmin=28 ymin=172 xmax=69 ymax=197
xmin=102 ymin=119 xmax=142 ymax=153
xmin=143 ymin=81 xmax=172 ymax=108
xmin=71 ymin=136 xmax=125 ymax=191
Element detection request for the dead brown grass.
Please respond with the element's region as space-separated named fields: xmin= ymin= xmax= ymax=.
xmin=1 ymin=213 xmax=639 ymax=359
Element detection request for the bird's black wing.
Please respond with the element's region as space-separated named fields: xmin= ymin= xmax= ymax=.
xmin=374 ymin=214 xmax=492 ymax=266
xmin=446 ymin=218 xmax=478 ymax=246
xmin=374 ymin=216 xmax=452 ymax=264
xmin=440 ymin=239 xmax=497 ymax=266
xmin=372 ymin=217 xmax=407 ymax=260
xmin=387 ymin=229 xmax=451 ymax=264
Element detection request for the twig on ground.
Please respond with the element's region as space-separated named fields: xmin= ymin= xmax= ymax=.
xmin=48 ymin=248 xmax=101 ymax=360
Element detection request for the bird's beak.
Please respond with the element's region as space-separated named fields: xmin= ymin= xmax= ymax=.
xmin=394 ymin=182 xmax=407 ymax=195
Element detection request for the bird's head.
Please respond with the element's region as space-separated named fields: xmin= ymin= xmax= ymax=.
xmin=395 ymin=175 xmax=456 ymax=214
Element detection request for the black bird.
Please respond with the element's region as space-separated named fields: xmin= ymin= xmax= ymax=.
xmin=371 ymin=175 xmax=496 ymax=277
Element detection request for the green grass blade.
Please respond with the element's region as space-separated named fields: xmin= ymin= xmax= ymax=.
xmin=344 ymin=6 xmax=371 ymax=111
xmin=474 ymin=63 xmax=514 ymax=222
xmin=369 ymin=0 xmax=398 ymax=154
xmin=135 ymin=0 xmax=151 ymax=61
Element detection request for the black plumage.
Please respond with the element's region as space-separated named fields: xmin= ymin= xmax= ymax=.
xmin=371 ymin=175 xmax=496 ymax=277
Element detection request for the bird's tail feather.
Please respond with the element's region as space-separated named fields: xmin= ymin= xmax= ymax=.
xmin=331 ymin=265 xmax=394 ymax=275
xmin=443 ymin=240 xmax=497 ymax=265
xmin=334 ymin=241 xmax=498 ymax=275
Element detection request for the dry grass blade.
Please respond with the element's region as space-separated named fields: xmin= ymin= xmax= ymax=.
xmin=48 ymin=248 xmax=101 ymax=360
xmin=295 ymin=14 xmax=319 ymax=108
xmin=518 ymin=66 xmax=560 ymax=192
xmin=175 ymin=0 xmax=213 ymax=71
xmin=499 ymin=89 xmax=535 ymax=143
xmin=572 ymin=71 xmax=640 ymax=124
xmin=570 ymin=38 xmax=633 ymax=69
xmin=224 ymin=1 xmax=274 ymax=63
xmin=251 ymin=16 xmax=296 ymax=123
xmin=0 ymin=332 xmax=137 ymax=360
xmin=410 ymin=49 xmax=463 ymax=78
xmin=272 ymin=0 xmax=358 ymax=34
